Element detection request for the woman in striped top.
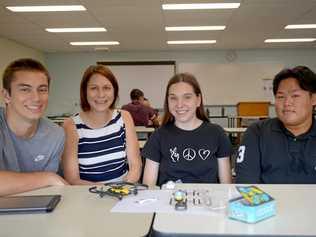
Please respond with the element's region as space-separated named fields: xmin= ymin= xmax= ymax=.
xmin=62 ymin=65 xmax=142 ymax=184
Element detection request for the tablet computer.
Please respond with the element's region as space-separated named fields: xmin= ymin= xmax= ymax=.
xmin=0 ymin=195 xmax=61 ymax=214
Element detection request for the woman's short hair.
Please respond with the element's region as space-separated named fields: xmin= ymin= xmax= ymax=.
xmin=80 ymin=65 xmax=119 ymax=111
xmin=161 ymin=73 xmax=209 ymax=125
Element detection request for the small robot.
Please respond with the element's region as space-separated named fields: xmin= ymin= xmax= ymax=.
xmin=173 ymin=190 xmax=187 ymax=211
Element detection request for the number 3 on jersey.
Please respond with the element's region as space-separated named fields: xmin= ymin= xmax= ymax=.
xmin=236 ymin=145 xmax=246 ymax=163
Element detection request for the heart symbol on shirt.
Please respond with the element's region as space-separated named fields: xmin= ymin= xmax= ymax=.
xmin=198 ymin=149 xmax=211 ymax=160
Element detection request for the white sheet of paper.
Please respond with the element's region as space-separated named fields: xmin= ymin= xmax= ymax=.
xmin=111 ymin=189 xmax=240 ymax=215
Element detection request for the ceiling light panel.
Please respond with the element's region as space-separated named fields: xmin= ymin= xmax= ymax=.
xmin=167 ymin=40 xmax=216 ymax=44
xmin=6 ymin=5 xmax=86 ymax=12
xmin=264 ymin=38 xmax=316 ymax=43
xmin=46 ymin=28 xmax=106 ymax=33
xmin=165 ymin=26 xmax=225 ymax=31
xmin=285 ymin=24 xmax=316 ymax=29
xmin=70 ymin=41 xmax=120 ymax=46
xmin=94 ymin=47 xmax=109 ymax=51
xmin=162 ymin=3 xmax=240 ymax=10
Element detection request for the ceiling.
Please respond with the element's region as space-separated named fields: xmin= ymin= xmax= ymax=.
xmin=0 ymin=0 xmax=316 ymax=53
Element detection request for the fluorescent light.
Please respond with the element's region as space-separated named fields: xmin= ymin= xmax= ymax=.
xmin=285 ymin=24 xmax=316 ymax=29
xmin=167 ymin=40 xmax=216 ymax=44
xmin=264 ymin=38 xmax=316 ymax=43
xmin=70 ymin=41 xmax=120 ymax=46
xmin=165 ymin=26 xmax=225 ymax=31
xmin=46 ymin=28 xmax=106 ymax=33
xmin=162 ymin=3 xmax=240 ymax=10
xmin=94 ymin=47 xmax=109 ymax=51
xmin=6 ymin=5 xmax=86 ymax=12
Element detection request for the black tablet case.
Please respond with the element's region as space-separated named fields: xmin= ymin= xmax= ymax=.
xmin=0 ymin=195 xmax=61 ymax=214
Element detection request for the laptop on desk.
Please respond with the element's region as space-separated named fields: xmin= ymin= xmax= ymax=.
xmin=0 ymin=195 xmax=61 ymax=214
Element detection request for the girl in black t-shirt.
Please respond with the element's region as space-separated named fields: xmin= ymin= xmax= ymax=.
xmin=142 ymin=73 xmax=232 ymax=186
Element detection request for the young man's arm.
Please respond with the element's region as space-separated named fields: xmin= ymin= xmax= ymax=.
xmin=0 ymin=171 xmax=67 ymax=196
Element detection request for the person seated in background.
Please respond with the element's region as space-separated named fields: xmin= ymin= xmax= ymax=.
xmin=142 ymin=73 xmax=232 ymax=187
xmin=62 ymin=65 xmax=142 ymax=185
xmin=0 ymin=58 xmax=67 ymax=196
xmin=236 ymin=66 xmax=316 ymax=184
xmin=122 ymin=89 xmax=159 ymax=127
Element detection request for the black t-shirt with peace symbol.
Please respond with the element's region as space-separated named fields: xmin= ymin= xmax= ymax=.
xmin=142 ymin=121 xmax=232 ymax=186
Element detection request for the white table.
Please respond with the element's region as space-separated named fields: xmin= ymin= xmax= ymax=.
xmin=152 ymin=183 xmax=316 ymax=236
xmin=0 ymin=186 xmax=153 ymax=237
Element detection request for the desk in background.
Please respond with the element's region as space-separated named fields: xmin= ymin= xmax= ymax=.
xmin=208 ymin=115 xmax=229 ymax=127
xmin=152 ymin=183 xmax=316 ymax=237
xmin=135 ymin=126 xmax=155 ymax=134
xmin=0 ymin=186 xmax=153 ymax=237
xmin=228 ymin=116 xmax=269 ymax=128
xmin=47 ymin=116 xmax=68 ymax=126
xmin=223 ymin=127 xmax=247 ymax=134
xmin=223 ymin=127 xmax=247 ymax=148
xmin=136 ymin=126 xmax=155 ymax=148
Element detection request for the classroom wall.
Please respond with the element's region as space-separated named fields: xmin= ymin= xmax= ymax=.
xmin=45 ymin=48 xmax=316 ymax=116
xmin=0 ymin=37 xmax=45 ymax=105
xmin=178 ymin=62 xmax=283 ymax=105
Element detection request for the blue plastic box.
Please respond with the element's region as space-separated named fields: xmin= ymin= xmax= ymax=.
xmin=228 ymin=196 xmax=276 ymax=223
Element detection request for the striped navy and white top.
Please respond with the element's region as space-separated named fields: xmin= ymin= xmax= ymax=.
xmin=73 ymin=110 xmax=128 ymax=182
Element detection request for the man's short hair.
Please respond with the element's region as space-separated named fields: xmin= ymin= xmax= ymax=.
xmin=273 ymin=66 xmax=316 ymax=95
xmin=130 ymin=88 xmax=144 ymax=100
xmin=2 ymin=58 xmax=50 ymax=94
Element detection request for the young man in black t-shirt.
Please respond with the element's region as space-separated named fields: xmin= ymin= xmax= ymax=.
xmin=236 ymin=66 xmax=316 ymax=184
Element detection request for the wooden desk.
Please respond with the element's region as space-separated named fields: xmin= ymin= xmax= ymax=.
xmin=152 ymin=183 xmax=316 ymax=237
xmin=0 ymin=186 xmax=153 ymax=237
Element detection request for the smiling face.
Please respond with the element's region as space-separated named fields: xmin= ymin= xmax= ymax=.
xmin=86 ymin=73 xmax=114 ymax=113
xmin=3 ymin=70 xmax=49 ymax=123
xmin=275 ymin=77 xmax=316 ymax=134
xmin=167 ymin=81 xmax=201 ymax=128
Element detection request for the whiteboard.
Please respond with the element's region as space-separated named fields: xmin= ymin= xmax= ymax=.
xmin=178 ymin=63 xmax=284 ymax=105
xmin=101 ymin=63 xmax=175 ymax=108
